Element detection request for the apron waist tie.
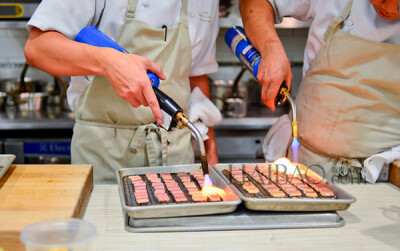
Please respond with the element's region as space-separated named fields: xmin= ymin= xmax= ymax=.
xmin=331 ymin=157 xmax=363 ymax=182
xmin=129 ymin=123 xmax=170 ymax=166
xmin=297 ymin=140 xmax=364 ymax=181
xmin=76 ymin=119 xmax=172 ymax=167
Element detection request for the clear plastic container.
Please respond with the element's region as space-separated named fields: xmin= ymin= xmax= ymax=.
xmin=20 ymin=218 xmax=97 ymax=251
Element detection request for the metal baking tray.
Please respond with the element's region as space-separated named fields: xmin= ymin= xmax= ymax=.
xmin=124 ymin=205 xmax=344 ymax=232
xmin=116 ymin=164 xmax=242 ymax=219
xmin=0 ymin=154 xmax=16 ymax=180
xmin=213 ymin=163 xmax=356 ymax=212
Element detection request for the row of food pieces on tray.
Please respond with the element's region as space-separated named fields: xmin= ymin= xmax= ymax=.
xmin=127 ymin=171 xmax=222 ymax=205
xmin=223 ymin=166 xmax=335 ymax=199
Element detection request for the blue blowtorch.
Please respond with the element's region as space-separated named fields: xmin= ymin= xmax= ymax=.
xmin=75 ymin=26 xmax=210 ymax=175
xmin=225 ymin=26 xmax=300 ymax=162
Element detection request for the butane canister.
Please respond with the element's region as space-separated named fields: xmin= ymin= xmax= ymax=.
xmin=225 ymin=26 xmax=261 ymax=77
xmin=75 ymin=26 xmax=159 ymax=87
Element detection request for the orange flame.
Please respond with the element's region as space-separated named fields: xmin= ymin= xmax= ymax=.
xmin=273 ymin=157 xmax=304 ymax=177
xmin=201 ymin=174 xmax=226 ymax=198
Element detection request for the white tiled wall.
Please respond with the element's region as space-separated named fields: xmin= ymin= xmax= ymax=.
xmin=0 ymin=26 xmax=52 ymax=81
xmin=0 ymin=27 xmax=29 ymax=78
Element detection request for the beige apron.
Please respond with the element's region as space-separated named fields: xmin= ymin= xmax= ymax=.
xmin=71 ymin=0 xmax=194 ymax=184
xmin=288 ymin=0 xmax=400 ymax=181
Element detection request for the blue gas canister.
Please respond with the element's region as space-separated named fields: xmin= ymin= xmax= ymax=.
xmin=225 ymin=26 xmax=261 ymax=78
xmin=75 ymin=26 xmax=159 ymax=88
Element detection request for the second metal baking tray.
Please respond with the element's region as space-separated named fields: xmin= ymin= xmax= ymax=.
xmin=125 ymin=206 xmax=344 ymax=233
xmin=117 ymin=164 xmax=242 ymax=219
xmin=213 ymin=163 xmax=356 ymax=212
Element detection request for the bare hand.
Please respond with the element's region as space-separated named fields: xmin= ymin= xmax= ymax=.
xmin=257 ymin=41 xmax=292 ymax=110
xmin=103 ymin=49 xmax=166 ymax=123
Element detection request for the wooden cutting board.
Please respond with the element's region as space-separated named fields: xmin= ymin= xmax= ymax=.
xmin=0 ymin=164 xmax=93 ymax=251
xmin=389 ymin=161 xmax=400 ymax=188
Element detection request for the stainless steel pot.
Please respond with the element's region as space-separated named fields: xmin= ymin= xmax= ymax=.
xmin=210 ymin=80 xmax=248 ymax=117
xmin=17 ymin=92 xmax=49 ymax=111
xmin=0 ymin=77 xmax=52 ymax=107
xmin=224 ymin=97 xmax=247 ymax=118
xmin=46 ymin=76 xmax=70 ymax=110
xmin=0 ymin=63 xmax=69 ymax=110
xmin=210 ymin=79 xmax=234 ymax=111
xmin=210 ymin=68 xmax=248 ymax=118
xmin=0 ymin=92 xmax=7 ymax=110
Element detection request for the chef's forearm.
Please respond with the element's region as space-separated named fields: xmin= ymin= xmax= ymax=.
xmin=205 ymin=127 xmax=218 ymax=165
xmin=24 ymin=28 xmax=111 ymax=77
xmin=239 ymin=0 xmax=281 ymax=58
xmin=189 ymin=75 xmax=210 ymax=98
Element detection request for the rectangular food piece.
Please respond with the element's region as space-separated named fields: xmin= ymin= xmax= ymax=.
xmin=223 ymin=164 xmax=336 ymax=199
xmin=124 ymin=170 xmax=228 ymax=206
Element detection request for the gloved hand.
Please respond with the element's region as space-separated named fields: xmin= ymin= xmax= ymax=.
xmin=263 ymin=114 xmax=292 ymax=162
xmin=188 ymin=87 xmax=222 ymax=140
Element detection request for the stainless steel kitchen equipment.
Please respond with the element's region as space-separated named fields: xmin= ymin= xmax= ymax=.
xmin=210 ymin=68 xmax=248 ymax=118
xmin=223 ymin=67 xmax=247 ymax=118
xmin=0 ymin=1 xmax=40 ymax=20
xmin=213 ymin=163 xmax=356 ymax=211
xmin=124 ymin=208 xmax=344 ymax=232
xmin=1 ymin=63 xmax=69 ymax=111
xmin=0 ymin=92 xmax=7 ymax=110
xmin=17 ymin=92 xmax=48 ymax=111
xmin=117 ymin=164 xmax=242 ymax=219
xmin=4 ymin=138 xmax=71 ymax=164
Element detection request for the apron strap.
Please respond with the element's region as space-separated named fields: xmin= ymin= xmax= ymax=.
xmin=125 ymin=0 xmax=138 ymax=21
xmin=129 ymin=125 xmax=147 ymax=153
xmin=160 ymin=129 xmax=171 ymax=166
xmin=75 ymin=118 xmax=142 ymax=129
xmin=181 ymin=0 xmax=188 ymax=24
xmin=125 ymin=0 xmax=188 ymax=23
xmin=323 ymin=0 xmax=353 ymax=43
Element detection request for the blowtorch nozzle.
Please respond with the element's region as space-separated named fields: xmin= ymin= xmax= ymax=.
xmin=176 ymin=112 xmax=210 ymax=175
xmin=276 ymin=82 xmax=289 ymax=104
xmin=276 ymin=83 xmax=298 ymax=140
xmin=200 ymin=154 xmax=210 ymax=175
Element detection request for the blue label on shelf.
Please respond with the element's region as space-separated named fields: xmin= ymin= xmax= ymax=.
xmin=24 ymin=142 xmax=71 ymax=156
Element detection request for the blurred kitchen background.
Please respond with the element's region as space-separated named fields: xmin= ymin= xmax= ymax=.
xmin=0 ymin=0 xmax=309 ymax=164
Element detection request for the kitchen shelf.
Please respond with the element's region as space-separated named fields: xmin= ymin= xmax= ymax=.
xmin=0 ymin=21 xmax=28 ymax=29
xmin=0 ymin=105 xmax=287 ymax=131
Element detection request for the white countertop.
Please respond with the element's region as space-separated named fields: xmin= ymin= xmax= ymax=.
xmin=84 ymin=183 xmax=400 ymax=251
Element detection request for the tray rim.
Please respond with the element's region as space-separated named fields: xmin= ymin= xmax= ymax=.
xmin=0 ymin=154 xmax=16 ymax=181
xmin=116 ymin=164 xmax=242 ymax=219
xmin=124 ymin=211 xmax=345 ymax=233
xmin=212 ymin=163 xmax=356 ymax=211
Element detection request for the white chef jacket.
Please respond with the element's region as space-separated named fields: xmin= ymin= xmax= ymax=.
xmin=27 ymin=0 xmax=219 ymax=111
xmin=268 ymin=0 xmax=400 ymax=76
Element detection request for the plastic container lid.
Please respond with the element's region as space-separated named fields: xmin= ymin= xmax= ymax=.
xmin=20 ymin=218 xmax=97 ymax=250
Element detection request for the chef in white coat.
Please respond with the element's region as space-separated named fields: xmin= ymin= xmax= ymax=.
xmin=24 ymin=0 xmax=220 ymax=183
xmin=240 ymin=0 xmax=400 ymax=180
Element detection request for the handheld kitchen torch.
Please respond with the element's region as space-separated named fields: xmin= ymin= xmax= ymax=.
xmin=225 ymin=26 xmax=300 ymax=162
xmin=75 ymin=26 xmax=210 ymax=175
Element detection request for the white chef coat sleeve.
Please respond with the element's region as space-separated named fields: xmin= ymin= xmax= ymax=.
xmin=267 ymin=0 xmax=316 ymax=23
xmin=188 ymin=0 xmax=219 ymax=77
xmin=26 ymin=0 xmax=104 ymax=40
